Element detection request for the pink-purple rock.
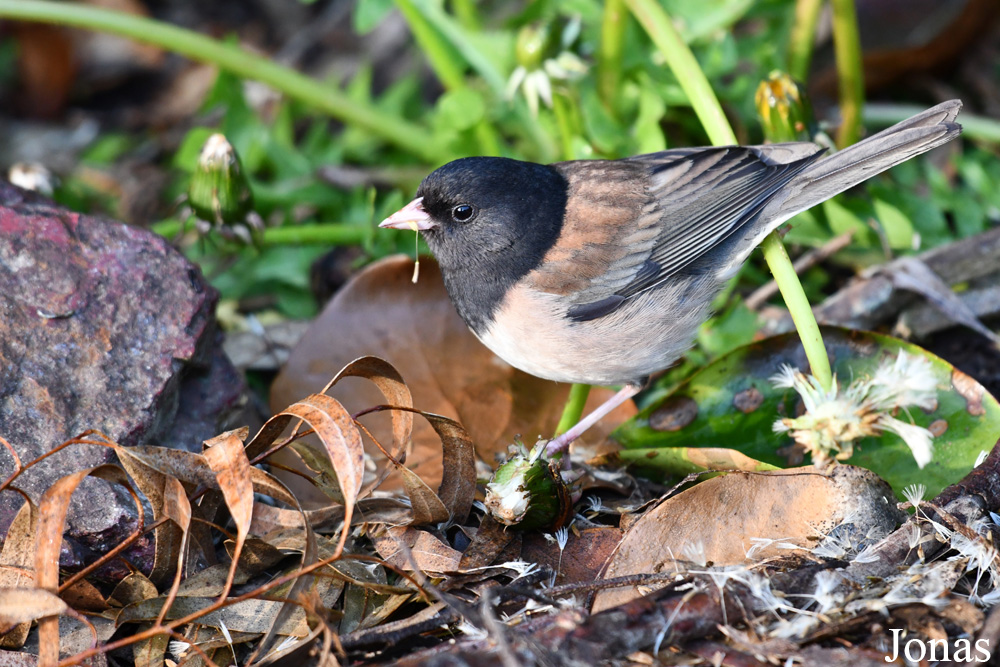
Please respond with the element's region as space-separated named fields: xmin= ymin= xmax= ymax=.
xmin=0 ymin=180 xmax=250 ymax=578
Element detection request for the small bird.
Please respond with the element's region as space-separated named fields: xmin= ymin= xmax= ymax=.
xmin=381 ymin=101 xmax=962 ymax=451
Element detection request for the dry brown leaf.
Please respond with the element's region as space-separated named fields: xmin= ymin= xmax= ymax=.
xmin=107 ymin=573 xmax=158 ymax=608
xmin=0 ymin=498 xmax=37 ymax=648
xmin=116 ymin=450 xmax=186 ymax=587
xmin=245 ymin=394 xmax=363 ymax=557
xmin=59 ymin=579 xmax=108 ymax=613
xmin=249 ymin=497 xmax=412 ymax=536
xmin=34 ymin=464 xmax=137 ymax=667
xmin=592 ymin=465 xmax=903 ymax=612
xmin=458 ymin=516 xmax=521 ymax=570
xmin=521 ymin=526 xmax=623 ymax=586
xmin=203 ymin=428 xmax=255 ymax=598
xmin=270 ymin=255 xmax=636 ymax=499
xmin=0 ymin=589 xmax=67 ymax=633
xmin=420 ymin=412 xmax=476 ymax=524
xmin=326 ymin=356 xmax=414 ymax=465
xmin=396 ymin=464 xmax=450 ymax=526
xmin=373 ymin=527 xmax=462 ymax=573
xmin=132 ymin=631 xmax=168 ymax=667
xmin=117 ymin=597 xmax=311 ymax=637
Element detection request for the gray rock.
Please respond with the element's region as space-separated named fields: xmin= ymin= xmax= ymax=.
xmin=0 ymin=181 xmax=252 ymax=579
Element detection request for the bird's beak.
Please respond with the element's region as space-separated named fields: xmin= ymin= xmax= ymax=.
xmin=379 ymin=197 xmax=437 ymax=231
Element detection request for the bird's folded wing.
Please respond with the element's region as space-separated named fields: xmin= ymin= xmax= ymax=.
xmin=538 ymin=145 xmax=823 ymax=322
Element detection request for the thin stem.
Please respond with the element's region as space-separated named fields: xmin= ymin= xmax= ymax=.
xmin=395 ymin=0 xmax=502 ymax=156
xmin=151 ymin=220 xmax=370 ymax=246
xmin=396 ymin=0 xmax=465 ymax=90
xmin=0 ymin=0 xmax=436 ymax=159
xmin=551 ymin=92 xmax=577 ymax=161
xmin=597 ymin=0 xmax=626 ymax=114
xmin=450 ymin=0 xmax=481 ymax=31
xmin=623 ymin=0 xmax=736 ymax=146
xmin=787 ymin=0 xmax=824 ymax=82
xmin=759 ymin=234 xmax=832 ymax=388
xmin=627 ymin=0 xmax=833 ymax=390
xmin=831 ymin=0 xmax=864 ymax=148
xmin=556 ymin=384 xmax=592 ymax=437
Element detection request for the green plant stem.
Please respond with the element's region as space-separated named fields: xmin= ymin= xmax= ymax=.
xmin=551 ymin=93 xmax=577 ymax=161
xmin=556 ymin=384 xmax=592 ymax=436
xmin=395 ymin=0 xmax=501 ymax=156
xmin=0 ymin=0 xmax=436 ymax=160
xmin=616 ymin=447 xmax=779 ymax=476
xmin=831 ymin=0 xmax=864 ymax=149
xmin=450 ymin=0 xmax=481 ymax=31
xmin=758 ymin=234 xmax=833 ymax=389
xmin=623 ymin=0 xmax=736 ymax=146
xmin=627 ymin=0 xmax=833 ymax=390
xmin=151 ymin=220 xmax=369 ymax=246
xmin=396 ymin=0 xmax=465 ymax=89
xmin=787 ymin=0 xmax=823 ymax=82
xmin=865 ymin=103 xmax=1000 ymax=144
xmin=598 ymin=0 xmax=626 ymax=114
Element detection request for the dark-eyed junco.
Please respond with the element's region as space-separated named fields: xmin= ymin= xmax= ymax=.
xmin=381 ymin=100 xmax=962 ymax=450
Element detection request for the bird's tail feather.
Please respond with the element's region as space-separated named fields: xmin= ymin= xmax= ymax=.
xmin=778 ymin=99 xmax=962 ymax=215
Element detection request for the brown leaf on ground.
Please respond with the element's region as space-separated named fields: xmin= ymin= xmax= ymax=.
xmin=0 ymin=589 xmax=67 ymax=634
xmin=373 ymin=526 xmax=462 ymax=573
xmin=592 ymin=465 xmax=904 ymax=612
xmin=34 ymin=464 xmax=139 ymax=667
xmin=0 ymin=499 xmax=37 ymax=648
xmin=521 ymin=526 xmax=623 ymax=587
xmin=203 ymin=428 xmax=255 ymax=599
xmin=270 ymin=255 xmax=636 ymax=499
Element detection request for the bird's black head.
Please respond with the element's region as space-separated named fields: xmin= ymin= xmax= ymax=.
xmin=414 ymin=156 xmax=568 ymax=332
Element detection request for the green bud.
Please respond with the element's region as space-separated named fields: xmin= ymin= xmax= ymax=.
xmin=484 ymin=443 xmax=572 ymax=530
xmin=755 ymin=71 xmax=815 ymax=143
xmin=515 ymin=22 xmax=561 ymax=71
xmin=189 ymin=133 xmax=254 ymax=227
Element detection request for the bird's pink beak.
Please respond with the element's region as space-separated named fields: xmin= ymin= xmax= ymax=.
xmin=379 ymin=197 xmax=437 ymax=231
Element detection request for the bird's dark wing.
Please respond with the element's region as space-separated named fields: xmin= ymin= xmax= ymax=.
xmin=537 ymin=144 xmax=824 ymax=322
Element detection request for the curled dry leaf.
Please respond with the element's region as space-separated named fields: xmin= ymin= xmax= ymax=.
xmin=203 ymin=428 xmax=255 ymax=599
xmin=0 ymin=588 xmax=67 ymax=633
xmin=116 ymin=447 xmax=186 ymax=587
xmin=592 ymin=465 xmax=904 ymax=612
xmin=243 ymin=394 xmax=362 ymax=557
xmin=271 ymin=255 xmax=636 ymax=497
xmin=34 ymin=464 xmax=140 ymax=667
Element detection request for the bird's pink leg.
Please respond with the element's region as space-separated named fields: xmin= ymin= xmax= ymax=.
xmin=545 ymin=384 xmax=642 ymax=457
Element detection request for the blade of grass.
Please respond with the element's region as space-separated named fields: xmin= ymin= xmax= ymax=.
xmin=787 ymin=0 xmax=824 ymax=82
xmin=623 ymin=0 xmax=735 ymax=146
xmin=406 ymin=0 xmax=556 ymax=161
xmin=598 ymin=0 xmax=626 ymax=114
xmin=395 ymin=0 xmax=501 ymax=156
xmin=0 ymin=0 xmax=437 ymax=160
xmin=625 ymin=0 xmax=833 ymax=390
xmin=831 ymin=0 xmax=864 ymax=148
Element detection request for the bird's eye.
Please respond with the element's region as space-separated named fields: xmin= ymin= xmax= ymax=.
xmin=451 ymin=204 xmax=476 ymax=222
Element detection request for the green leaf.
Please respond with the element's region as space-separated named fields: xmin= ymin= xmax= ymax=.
xmin=614 ymin=327 xmax=1000 ymax=498
xmin=434 ymin=89 xmax=486 ymax=132
xmin=354 ymin=0 xmax=394 ymax=34
xmin=873 ymin=197 xmax=914 ymax=250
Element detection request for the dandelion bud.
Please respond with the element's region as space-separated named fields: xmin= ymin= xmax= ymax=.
xmin=755 ymin=71 xmax=815 ymax=143
xmin=485 ymin=444 xmax=572 ymax=530
xmin=189 ymin=133 xmax=254 ymax=227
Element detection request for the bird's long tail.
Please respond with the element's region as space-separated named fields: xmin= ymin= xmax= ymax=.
xmin=777 ymin=99 xmax=962 ymax=216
